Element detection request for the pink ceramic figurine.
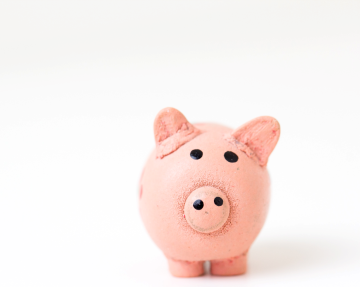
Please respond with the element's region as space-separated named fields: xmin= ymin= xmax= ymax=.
xmin=139 ymin=107 xmax=280 ymax=277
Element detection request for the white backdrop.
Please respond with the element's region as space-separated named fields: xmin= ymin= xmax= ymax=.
xmin=1 ymin=1 xmax=359 ymax=286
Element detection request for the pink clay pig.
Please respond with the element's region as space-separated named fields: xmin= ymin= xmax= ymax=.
xmin=139 ymin=108 xmax=280 ymax=277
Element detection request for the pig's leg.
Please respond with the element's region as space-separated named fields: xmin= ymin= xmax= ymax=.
xmin=167 ymin=258 xmax=205 ymax=277
xmin=210 ymin=252 xmax=247 ymax=276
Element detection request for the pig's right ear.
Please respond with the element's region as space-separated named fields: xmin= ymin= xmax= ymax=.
xmin=226 ymin=116 xmax=280 ymax=166
xmin=154 ymin=107 xmax=201 ymax=159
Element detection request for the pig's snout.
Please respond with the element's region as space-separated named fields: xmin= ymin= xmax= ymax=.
xmin=184 ymin=186 xmax=230 ymax=233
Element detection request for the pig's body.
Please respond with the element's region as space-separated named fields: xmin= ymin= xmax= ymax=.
xmin=139 ymin=109 xmax=280 ymax=277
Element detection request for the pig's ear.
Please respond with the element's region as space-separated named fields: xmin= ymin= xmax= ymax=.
xmin=228 ymin=116 xmax=280 ymax=166
xmin=154 ymin=107 xmax=201 ymax=159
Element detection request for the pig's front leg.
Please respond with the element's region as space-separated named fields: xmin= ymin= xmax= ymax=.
xmin=167 ymin=258 xmax=205 ymax=277
xmin=210 ymin=252 xmax=247 ymax=276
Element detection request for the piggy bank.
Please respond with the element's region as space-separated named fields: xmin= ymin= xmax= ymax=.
xmin=139 ymin=107 xmax=280 ymax=277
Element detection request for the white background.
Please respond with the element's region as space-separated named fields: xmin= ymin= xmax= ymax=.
xmin=1 ymin=1 xmax=360 ymax=286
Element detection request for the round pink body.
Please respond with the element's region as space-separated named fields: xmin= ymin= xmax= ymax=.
xmin=139 ymin=108 xmax=280 ymax=277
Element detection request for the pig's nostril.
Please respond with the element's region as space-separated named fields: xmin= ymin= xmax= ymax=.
xmin=193 ymin=199 xmax=204 ymax=210
xmin=214 ymin=197 xmax=223 ymax=206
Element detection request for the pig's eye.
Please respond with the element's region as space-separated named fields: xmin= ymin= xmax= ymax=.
xmin=224 ymin=151 xmax=238 ymax=163
xmin=214 ymin=197 xmax=223 ymax=206
xmin=190 ymin=149 xmax=203 ymax=160
xmin=193 ymin=199 xmax=204 ymax=210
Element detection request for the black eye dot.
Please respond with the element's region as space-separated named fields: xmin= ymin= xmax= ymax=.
xmin=190 ymin=149 xmax=203 ymax=160
xmin=214 ymin=197 xmax=223 ymax=206
xmin=224 ymin=151 xmax=238 ymax=163
xmin=193 ymin=199 xmax=204 ymax=210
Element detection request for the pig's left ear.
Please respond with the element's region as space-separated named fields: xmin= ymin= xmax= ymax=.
xmin=227 ymin=116 xmax=280 ymax=166
xmin=154 ymin=107 xmax=201 ymax=159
